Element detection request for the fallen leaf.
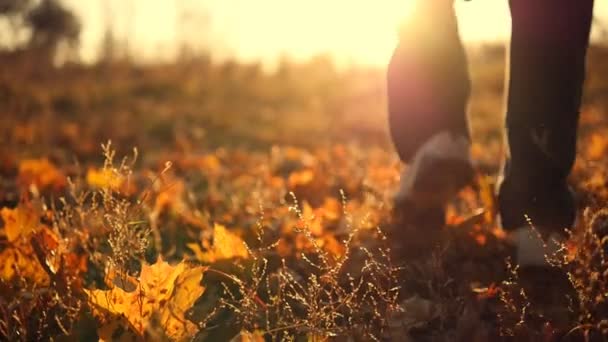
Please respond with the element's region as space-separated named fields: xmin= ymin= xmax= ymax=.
xmin=0 ymin=205 xmax=52 ymax=285
xmin=288 ymin=169 xmax=314 ymax=188
xmin=188 ymin=223 xmax=249 ymax=263
xmin=301 ymin=201 xmax=324 ymax=236
xmin=18 ymin=158 xmax=66 ymax=191
xmin=86 ymin=167 xmax=124 ymax=190
xmin=0 ymin=241 xmax=50 ymax=285
xmin=1 ymin=205 xmax=40 ymax=242
xmin=153 ymin=179 xmax=186 ymax=215
xmin=231 ymin=330 xmax=265 ymax=342
xmin=198 ymin=154 xmax=222 ymax=174
xmin=586 ymin=133 xmax=608 ymax=160
xmin=87 ymin=258 xmax=207 ymax=341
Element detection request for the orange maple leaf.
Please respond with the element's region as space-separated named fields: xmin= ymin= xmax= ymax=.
xmin=1 ymin=205 xmax=39 ymax=242
xmin=18 ymin=158 xmax=66 ymax=191
xmin=86 ymin=167 xmax=124 ymax=190
xmin=0 ymin=205 xmax=55 ymax=285
xmin=187 ymin=223 xmax=249 ymax=263
xmin=86 ymin=258 xmax=207 ymax=341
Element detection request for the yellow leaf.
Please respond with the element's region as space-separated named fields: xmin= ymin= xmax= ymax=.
xmin=586 ymin=133 xmax=608 ymax=160
xmin=86 ymin=167 xmax=124 ymax=190
xmin=288 ymin=169 xmax=314 ymax=188
xmin=1 ymin=205 xmax=39 ymax=242
xmin=189 ymin=224 xmax=249 ymax=263
xmin=0 ymin=204 xmax=53 ymax=285
xmin=231 ymin=330 xmax=265 ymax=342
xmin=301 ymin=201 xmax=324 ymax=236
xmin=86 ymin=258 xmax=207 ymax=341
xmin=322 ymin=235 xmax=346 ymax=258
xmin=478 ymin=175 xmax=497 ymax=225
xmin=0 ymin=242 xmax=50 ymax=285
xmin=153 ymin=179 xmax=186 ymax=215
xmin=0 ymin=204 xmax=84 ymax=287
xmin=162 ymin=266 xmax=207 ymax=340
xmin=186 ymin=242 xmax=206 ymax=261
xmin=18 ymin=158 xmax=66 ymax=191
xmin=198 ymin=154 xmax=221 ymax=173
xmin=320 ymin=197 xmax=341 ymax=221
xmin=283 ymin=147 xmax=305 ymax=161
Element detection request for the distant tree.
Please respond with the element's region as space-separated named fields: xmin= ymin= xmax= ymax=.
xmin=26 ymin=0 xmax=80 ymax=62
xmin=26 ymin=0 xmax=79 ymax=48
xmin=0 ymin=0 xmax=32 ymax=15
xmin=0 ymin=0 xmax=33 ymax=45
xmin=0 ymin=0 xmax=80 ymax=64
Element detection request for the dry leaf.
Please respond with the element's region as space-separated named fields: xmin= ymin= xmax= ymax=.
xmin=477 ymin=175 xmax=497 ymax=225
xmin=0 ymin=205 xmax=52 ymax=285
xmin=87 ymin=258 xmax=207 ymax=341
xmin=18 ymin=158 xmax=66 ymax=191
xmin=320 ymin=197 xmax=341 ymax=221
xmin=231 ymin=330 xmax=265 ymax=342
xmin=198 ymin=154 xmax=221 ymax=174
xmin=301 ymin=201 xmax=324 ymax=236
xmin=0 ymin=241 xmax=50 ymax=285
xmin=86 ymin=167 xmax=124 ymax=190
xmin=288 ymin=169 xmax=314 ymax=188
xmin=1 ymin=205 xmax=40 ymax=242
xmin=188 ymin=223 xmax=249 ymax=263
xmin=586 ymin=133 xmax=608 ymax=160
xmin=154 ymin=179 xmax=186 ymax=215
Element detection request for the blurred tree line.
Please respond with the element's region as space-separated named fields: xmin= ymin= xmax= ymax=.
xmin=0 ymin=0 xmax=80 ymax=65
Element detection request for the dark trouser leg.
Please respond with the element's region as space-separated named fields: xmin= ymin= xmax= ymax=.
xmin=498 ymin=0 xmax=594 ymax=231
xmin=387 ymin=7 xmax=470 ymax=162
xmin=386 ymin=7 xmax=473 ymax=260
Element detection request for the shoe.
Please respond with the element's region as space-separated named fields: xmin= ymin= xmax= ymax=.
xmin=389 ymin=131 xmax=474 ymax=261
xmin=394 ymin=130 xmax=474 ymax=211
xmin=505 ymin=224 xmax=577 ymax=327
xmin=507 ymin=225 xmax=564 ymax=268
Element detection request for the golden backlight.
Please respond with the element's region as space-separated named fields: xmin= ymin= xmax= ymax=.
xmin=68 ymin=0 xmax=515 ymax=66
xmin=204 ymin=0 xmax=510 ymax=66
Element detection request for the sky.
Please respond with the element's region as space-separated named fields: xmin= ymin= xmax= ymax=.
xmin=64 ymin=0 xmax=608 ymax=67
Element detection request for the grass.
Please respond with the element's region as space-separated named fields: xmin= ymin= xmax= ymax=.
xmin=2 ymin=44 xmax=608 ymax=340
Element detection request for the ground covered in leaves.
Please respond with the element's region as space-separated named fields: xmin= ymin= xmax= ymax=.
xmin=3 ymin=46 xmax=608 ymax=341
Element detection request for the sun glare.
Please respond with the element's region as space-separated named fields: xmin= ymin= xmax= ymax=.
xmin=67 ymin=0 xmax=514 ymax=66
xmin=218 ymin=0 xmax=417 ymax=67
xmin=317 ymin=0 xmax=417 ymax=65
xmin=234 ymin=0 xmax=510 ymax=67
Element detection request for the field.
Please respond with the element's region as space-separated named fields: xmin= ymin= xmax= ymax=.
xmin=3 ymin=45 xmax=608 ymax=341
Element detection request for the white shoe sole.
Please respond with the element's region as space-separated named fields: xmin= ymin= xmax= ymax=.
xmin=508 ymin=225 xmax=564 ymax=267
xmin=394 ymin=131 xmax=473 ymax=209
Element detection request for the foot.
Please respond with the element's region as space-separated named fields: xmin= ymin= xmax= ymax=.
xmin=394 ymin=130 xmax=474 ymax=210
xmin=390 ymin=131 xmax=474 ymax=260
xmin=506 ymin=225 xmax=576 ymax=326
xmin=507 ymin=225 xmax=565 ymax=268
xmin=498 ymin=177 xmax=577 ymax=317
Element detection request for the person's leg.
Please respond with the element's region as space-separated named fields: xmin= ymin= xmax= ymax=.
xmin=499 ymin=0 xmax=594 ymax=237
xmin=387 ymin=0 xmax=473 ymax=213
xmin=386 ymin=1 xmax=474 ymax=259
xmin=388 ymin=1 xmax=470 ymax=163
xmin=498 ymin=2 xmax=594 ymax=323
